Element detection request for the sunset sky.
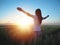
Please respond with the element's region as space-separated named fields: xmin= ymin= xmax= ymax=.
xmin=0 ymin=0 xmax=60 ymax=25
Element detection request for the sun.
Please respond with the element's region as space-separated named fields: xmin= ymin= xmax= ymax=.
xmin=12 ymin=14 xmax=34 ymax=36
xmin=13 ymin=14 xmax=34 ymax=30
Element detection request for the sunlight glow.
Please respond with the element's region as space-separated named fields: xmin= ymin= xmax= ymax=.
xmin=9 ymin=13 xmax=34 ymax=33
xmin=15 ymin=16 xmax=33 ymax=29
xmin=9 ymin=14 xmax=34 ymax=40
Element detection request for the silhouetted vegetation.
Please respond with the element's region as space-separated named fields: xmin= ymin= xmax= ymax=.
xmin=0 ymin=25 xmax=60 ymax=45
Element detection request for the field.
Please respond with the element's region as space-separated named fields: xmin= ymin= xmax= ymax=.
xmin=0 ymin=24 xmax=60 ymax=45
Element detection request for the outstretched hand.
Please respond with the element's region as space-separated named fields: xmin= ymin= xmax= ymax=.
xmin=17 ymin=7 xmax=23 ymax=11
xmin=17 ymin=7 xmax=33 ymax=17
xmin=47 ymin=15 xmax=49 ymax=17
xmin=42 ymin=15 xmax=49 ymax=20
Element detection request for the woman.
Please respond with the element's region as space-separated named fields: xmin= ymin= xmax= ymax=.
xmin=17 ymin=7 xmax=49 ymax=45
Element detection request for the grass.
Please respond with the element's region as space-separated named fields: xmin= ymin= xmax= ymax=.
xmin=0 ymin=24 xmax=60 ymax=45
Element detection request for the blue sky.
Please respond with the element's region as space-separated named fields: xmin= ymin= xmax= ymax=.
xmin=0 ymin=0 xmax=60 ymax=25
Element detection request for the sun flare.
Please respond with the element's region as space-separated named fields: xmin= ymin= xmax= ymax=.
xmin=13 ymin=14 xmax=34 ymax=30
xmin=12 ymin=15 xmax=34 ymax=35
xmin=5 ymin=13 xmax=34 ymax=40
xmin=5 ymin=13 xmax=34 ymax=36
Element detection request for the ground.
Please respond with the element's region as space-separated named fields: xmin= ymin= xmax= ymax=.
xmin=0 ymin=25 xmax=60 ymax=45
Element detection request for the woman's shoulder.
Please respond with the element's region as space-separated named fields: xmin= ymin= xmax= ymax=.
xmin=31 ymin=15 xmax=36 ymax=18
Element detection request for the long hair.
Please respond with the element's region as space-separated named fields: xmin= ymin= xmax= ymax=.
xmin=35 ymin=9 xmax=42 ymax=24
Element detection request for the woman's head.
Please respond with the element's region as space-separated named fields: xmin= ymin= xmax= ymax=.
xmin=35 ymin=8 xmax=42 ymax=24
xmin=35 ymin=9 xmax=41 ymax=16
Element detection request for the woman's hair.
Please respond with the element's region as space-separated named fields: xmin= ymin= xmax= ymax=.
xmin=35 ymin=9 xmax=42 ymax=24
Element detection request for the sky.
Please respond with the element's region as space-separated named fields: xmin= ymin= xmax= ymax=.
xmin=0 ymin=0 xmax=60 ymax=25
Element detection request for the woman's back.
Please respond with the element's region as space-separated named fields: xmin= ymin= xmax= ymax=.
xmin=33 ymin=15 xmax=41 ymax=31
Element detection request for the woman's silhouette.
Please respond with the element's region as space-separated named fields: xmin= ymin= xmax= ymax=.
xmin=17 ymin=7 xmax=49 ymax=44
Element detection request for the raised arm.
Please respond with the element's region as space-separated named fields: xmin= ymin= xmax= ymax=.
xmin=17 ymin=7 xmax=34 ymax=18
xmin=42 ymin=15 xmax=49 ymax=20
